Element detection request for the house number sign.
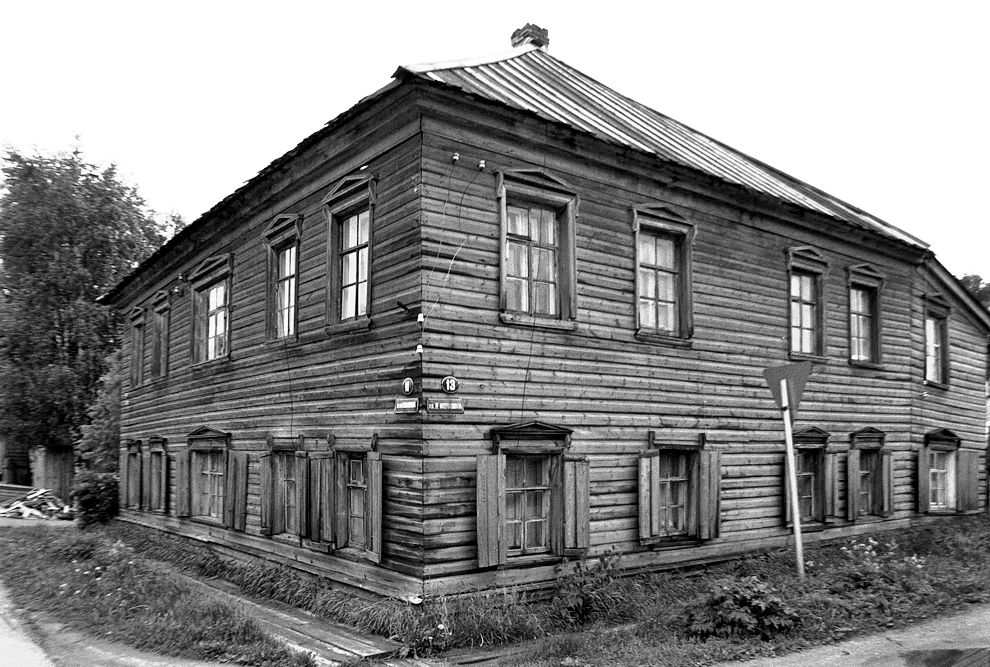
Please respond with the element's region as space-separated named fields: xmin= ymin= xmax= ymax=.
xmin=440 ymin=376 xmax=459 ymax=393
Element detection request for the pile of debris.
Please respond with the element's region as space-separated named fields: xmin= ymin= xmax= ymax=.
xmin=0 ymin=488 xmax=74 ymax=520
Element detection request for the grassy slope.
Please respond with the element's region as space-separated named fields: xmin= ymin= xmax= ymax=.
xmin=0 ymin=525 xmax=314 ymax=667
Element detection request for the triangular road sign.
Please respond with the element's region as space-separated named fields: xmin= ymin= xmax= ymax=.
xmin=763 ymin=362 xmax=812 ymax=416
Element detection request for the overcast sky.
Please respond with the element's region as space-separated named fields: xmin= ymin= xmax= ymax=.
xmin=2 ymin=1 xmax=987 ymax=279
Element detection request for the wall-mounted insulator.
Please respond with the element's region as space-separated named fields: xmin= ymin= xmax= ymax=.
xmin=452 ymin=153 xmax=460 ymax=163
xmin=478 ymin=159 xmax=486 ymax=170
xmin=416 ymin=344 xmax=424 ymax=356
xmin=417 ymin=313 xmax=425 ymax=324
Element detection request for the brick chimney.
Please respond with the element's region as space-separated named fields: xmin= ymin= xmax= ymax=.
xmin=511 ymin=23 xmax=549 ymax=49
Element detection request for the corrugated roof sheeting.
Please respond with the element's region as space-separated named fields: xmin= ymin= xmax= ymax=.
xmin=399 ymin=48 xmax=924 ymax=249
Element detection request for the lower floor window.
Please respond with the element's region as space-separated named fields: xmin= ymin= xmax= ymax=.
xmin=192 ymin=450 xmax=225 ymax=519
xmin=505 ymin=456 xmax=551 ymax=555
xmin=346 ymin=455 xmax=368 ymax=549
xmin=639 ymin=444 xmax=720 ymax=543
xmin=928 ymin=450 xmax=956 ymax=510
xmin=795 ymin=450 xmax=821 ymax=523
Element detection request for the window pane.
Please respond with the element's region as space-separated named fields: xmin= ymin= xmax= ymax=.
xmin=657 ymin=303 xmax=674 ymax=332
xmin=357 ymin=280 xmax=368 ymax=316
xmin=357 ymin=210 xmax=370 ymax=244
xmin=533 ymin=248 xmax=556 ymax=283
xmin=657 ymin=272 xmax=674 ymax=301
xmin=507 ymin=205 xmax=529 ymax=237
xmin=533 ymin=281 xmax=557 ymax=316
xmin=507 ymin=242 xmax=529 ymax=278
xmin=342 ymin=252 xmax=357 ymax=284
xmin=638 ymin=234 xmax=657 ymax=266
xmin=639 ymin=269 xmax=656 ymax=299
xmin=655 ymin=237 xmax=676 ymax=270
xmin=357 ymin=247 xmax=368 ymax=281
xmin=640 ymin=299 xmax=657 ymax=328
xmin=525 ymin=519 xmax=545 ymax=549
xmin=341 ymin=285 xmax=356 ymax=320
xmin=506 ymin=277 xmax=528 ymax=312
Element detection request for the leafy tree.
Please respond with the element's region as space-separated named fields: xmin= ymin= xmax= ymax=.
xmin=76 ymin=350 xmax=123 ymax=472
xmin=0 ymin=148 xmax=169 ymax=467
xmin=960 ymin=275 xmax=990 ymax=311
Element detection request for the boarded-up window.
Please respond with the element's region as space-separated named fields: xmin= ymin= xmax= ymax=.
xmin=139 ymin=437 xmax=168 ymax=513
xmin=150 ymin=292 xmax=170 ymax=379
xmin=129 ymin=308 xmax=145 ymax=388
xmin=639 ymin=443 xmax=720 ymax=544
xmin=260 ymin=441 xmax=308 ymax=538
xmin=119 ymin=440 xmax=142 ymax=510
xmin=847 ymin=428 xmax=892 ymax=521
xmin=179 ymin=428 xmax=246 ymax=530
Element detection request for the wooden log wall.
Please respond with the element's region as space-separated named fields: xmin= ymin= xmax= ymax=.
xmin=411 ymin=88 xmax=988 ymax=594
xmin=117 ymin=88 xmax=434 ymax=586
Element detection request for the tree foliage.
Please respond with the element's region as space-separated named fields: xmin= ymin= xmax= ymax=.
xmin=76 ymin=350 xmax=123 ymax=472
xmin=0 ymin=148 xmax=168 ymax=457
xmin=960 ymin=274 xmax=990 ymax=311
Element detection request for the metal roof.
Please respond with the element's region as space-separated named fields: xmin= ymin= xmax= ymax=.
xmin=397 ymin=46 xmax=925 ymax=249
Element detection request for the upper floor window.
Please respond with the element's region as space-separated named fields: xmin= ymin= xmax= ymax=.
xmin=787 ymin=247 xmax=827 ymax=358
xmin=924 ymin=295 xmax=950 ymax=385
xmin=264 ymin=215 xmax=302 ymax=340
xmin=129 ymin=308 xmax=145 ymax=388
xmin=151 ymin=291 xmax=170 ymax=379
xmin=189 ymin=254 xmax=233 ymax=363
xmin=324 ymin=175 xmax=376 ymax=328
xmin=633 ymin=208 xmax=694 ymax=342
xmin=497 ymin=172 xmax=577 ymax=326
xmin=848 ymin=265 xmax=883 ymax=366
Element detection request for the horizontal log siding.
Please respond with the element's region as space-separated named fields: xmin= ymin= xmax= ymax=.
xmin=414 ymin=99 xmax=987 ymax=592
xmin=119 ymin=105 xmax=430 ymax=584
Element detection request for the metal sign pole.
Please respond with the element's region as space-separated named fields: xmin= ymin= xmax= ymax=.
xmin=780 ymin=378 xmax=805 ymax=581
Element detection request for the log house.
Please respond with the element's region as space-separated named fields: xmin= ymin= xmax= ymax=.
xmin=101 ymin=25 xmax=990 ymax=599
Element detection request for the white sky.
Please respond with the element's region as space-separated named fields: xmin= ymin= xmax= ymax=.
xmin=2 ymin=1 xmax=988 ymax=279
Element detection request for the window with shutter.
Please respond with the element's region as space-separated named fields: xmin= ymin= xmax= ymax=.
xmin=476 ymin=421 xmax=587 ymax=567
xmin=638 ymin=435 xmax=720 ymax=545
xmin=782 ymin=428 xmax=837 ymax=528
xmin=918 ymin=429 xmax=981 ymax=514
xmin=847 ymin=428 xmax=891 ymax=521
xmin=183 ymin=427 xmax=244 ymax=529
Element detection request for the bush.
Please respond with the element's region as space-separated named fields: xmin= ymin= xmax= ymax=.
xmin=552 ymin=549 xmax=627 ymax=625
xmin=685 ymin=576 xmax=799 ymax=640
xmin=71 ymin=470 xmax=119 ymax=527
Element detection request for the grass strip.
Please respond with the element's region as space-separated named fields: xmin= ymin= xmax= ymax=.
xmin=0 ymin=525 xmax=314 ymax=666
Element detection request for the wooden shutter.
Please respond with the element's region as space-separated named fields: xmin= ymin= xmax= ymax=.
xmin=697 ymin=449 xmax=721 ymax=540
xmin=175 ymin=449 xmax=191 ymax=517
xmin=365 ymin=451 xmax=382 ymax=564
xmin=824 ymin=451 xmax=837 ymax=522
xmin=308 ymin=454 xmax=335 ymax=546
xmin=917 ymin=445 xmax=930 ymax=513
xmin=140 ymin=448 xmax=152 ymax=510
xmin=259 ymin=452 xmax=274 ymax=535
xmin=846 ymin=449 xmax=861 ymax=521
xmin=193 ymin=290 xmax=207 ymax=361
xmin=561 ymin=456 xmax=590 ymax=555
xmin=118 ymin=446 xmax=129 ymax=509
xmin=638 ymin=450 xmax=660 ymax=542
xmin=476 ymin=454 xmax=506 ymax=568
xmin=224 ymin=451 xmax=248 ymax=531
xmin=294 ymin=452 xmax=309 ymax=537
xmin=881 ymin=450 xmax=893 ymax=517
xmin=957 ymin=449 xmax=981 ymax=513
